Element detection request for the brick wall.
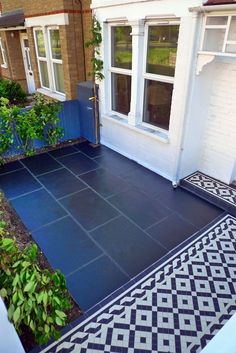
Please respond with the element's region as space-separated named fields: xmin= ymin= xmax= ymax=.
xmin=0 ymin=31 xmax=27 ymax=92
xmin=199 ymin=61 xmax=236 ymax=184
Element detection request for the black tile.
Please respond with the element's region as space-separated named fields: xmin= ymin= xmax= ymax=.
xmin=74 ymin=141 xmax=103 ymax=158
xmin=147 ymin=213 xmax=198 ymax=251
xmin=0 ymin=169 xmax=41 ymax=199
xmin=0 ymin=161 xmax=23 ymax=175
xmin=38 ymin=168 xmax=87 ymax=199
xmin=91 ymin=216 xmax=167 ymax=277
xmin=59 ymin=152 xmax=99 ymax=175
xmin=122 ymin=164 xmax=171 ymax=197
xmin=49 ymin=146 xmax=77 ymax=158
xmin=157 ymin=187 xmax=224 ymax=229
xmin=66 ymin=255 xmax=128 ymax=310
xmin=95 ymin=152 xmax=138 ymax=178
xmin=33 ymin=216 xmax=102 ymax=276
xmin=60 ymin=189 xmax=118 ymax=230
xmin=109 ymin=187 xmax=172 ymax=229
xmin=11 ymin=189 xmax=66 ymax=231
xmin=80 ymin=168 xmax=129 ymax=198
xmin=22 ymin=153 xmax=61 ymax=176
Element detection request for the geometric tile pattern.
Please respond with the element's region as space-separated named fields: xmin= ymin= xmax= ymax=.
xmin=40 ymin=215 xmax=236 ymax=353
xmin=184 ymin=172 xmax=236 ymax=207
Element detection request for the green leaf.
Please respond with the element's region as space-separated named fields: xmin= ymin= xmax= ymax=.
xmin=24 ymin=281 xmax=35 ymax=292
xmin=55 ymin=310 xmax=66 ymax=319
xmin=55 ymin=317 xmax=63 ymax=326
xmin=0 ymin=288 xmax=7 ymax=297
xmin=13 ymin=307 xmax=21 ymax=324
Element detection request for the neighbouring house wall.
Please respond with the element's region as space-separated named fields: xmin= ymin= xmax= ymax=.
xmin=198 ymin=59 xmax=236 ymax=184
xmin=0 ymin=30 xmax=27 ymax=92
xmin=93 ymin=0 xmax=203 ymax=181
xmin=1 ymin=0 xmax=93 ymax=100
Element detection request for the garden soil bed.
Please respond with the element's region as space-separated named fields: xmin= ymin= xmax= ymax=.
xmin=0 ymin=193 xmax=82 ymax=352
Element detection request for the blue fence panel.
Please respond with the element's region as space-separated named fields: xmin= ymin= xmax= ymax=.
xmin=2 ymin=81 xmax=98 ymax=158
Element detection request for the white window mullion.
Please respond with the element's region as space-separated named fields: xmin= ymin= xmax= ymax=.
xmin=222 ymin=16 xmax=231 ymax=53
xmin=128 ymin=20 xmax=145 ymax=126
xmin=44 ymin=27 xmax=54 ymax=92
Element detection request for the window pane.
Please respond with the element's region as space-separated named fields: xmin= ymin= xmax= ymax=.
xmin=53 ymin=63 xmax=64 ymax=93
xmin=146 ymin=25 xmax=179 ymax=77
xmin=228 ymin=16 xmax=236 ymax=41
xmin=203 ymin=28 xmax=225 ymax=52
xmin=111 ymin=26 xmax=132 ymax=69
xmin=206 ymin=16 xmax=228 ymax=26
xmin=39 ymin=60 xmax=49 ymax=88
xmin=143 ymin=80 xmax=173 ymax=130
xmin=225 ymin=43 xmax=236 ymax=53
xmin=35 ymin=30 xmax=46 ymax=57
xmin=50 ymin=29 xmax=62 ymax=60
xmin=111 ymin=73 xmax=131 ymax=115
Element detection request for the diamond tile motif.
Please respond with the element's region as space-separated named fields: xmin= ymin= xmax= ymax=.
xmin=40 ymin=215 xmax=236 ymax=353
xmin=184 ymin=172 xmax=236 ymax=207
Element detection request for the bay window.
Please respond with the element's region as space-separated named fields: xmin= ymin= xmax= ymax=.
xmin=143 ymin=24 xmax=179 ymax=130
xmin=201 ymin=15 xmax=236 ymax=54
xmin=110 ymin=25 xmax=132 ymax=116
xmin=34 ymin=27 xmax=65 ymax=96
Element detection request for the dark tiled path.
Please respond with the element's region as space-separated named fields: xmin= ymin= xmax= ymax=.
xmin=0 ymin=142 xmax=224 ymax=311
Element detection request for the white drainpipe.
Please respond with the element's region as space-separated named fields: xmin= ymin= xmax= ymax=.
xmin=172 ymin=11 xmax=200 ymax=188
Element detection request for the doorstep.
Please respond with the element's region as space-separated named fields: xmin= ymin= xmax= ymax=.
xmin=181 ymin=171 xmax=236 ymax=216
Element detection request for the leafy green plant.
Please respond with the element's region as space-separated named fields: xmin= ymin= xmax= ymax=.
xmin=0 ymin=98 xmax=14 ymax=163
xmin=14 ymin=108 xmax=43 ymax=156
xmin=0 ymin=80 xmax=27 ymax=105
xmin=0 ymin=220 xmax=71 ymax=345
xmin=86 ymin=16 xmax=104 ymax=81
xmin=33 ymin=93 xmax=63 ymax=146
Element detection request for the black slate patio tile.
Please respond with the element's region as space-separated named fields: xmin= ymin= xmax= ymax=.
xmin=38 ymin=168 xmax=87 ymax=199
xmin=66 ymin=255 xmax=128 ymax=310
xmin=121 ymin=164 xmax=171 ymax=197
xmin=22 ymin=153 xmax=61 ymax=176
xmin=0 ymin=161 xmax=23 ymax=175
xmin=90 ymin=216 xmax=167 ymax=277
xmin=79 ymin=168 xmax=129 ymax=198
xmin=74 ymin=141 xmax=103 ymax=158
xmin=109 ymin=187 xmax=172 ymax=229
xmin=33 ymin=216 xmax=102 ymax=276
xmin=156 ymin=187 xmax=224 ymax=229
xmin=49 ymin=146 xmax=77 ymax=158
xmin=59 ymin=152 xmax=99 ymax=175
xmin=11 ymin=189 xmax=66 ymax=231
xmin=147 ymin=213 xmax=198 ymax=251
xmin=0 ymin=168 xmax=41 ymax=199
xmin=60 ymin=188 xmax=119 ymax=230
xmin=94 ymin=152 xmax=138 ymax=177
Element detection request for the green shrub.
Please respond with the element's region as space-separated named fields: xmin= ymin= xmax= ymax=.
xmin=0 ymin=220 xmax=71 ymax=345
xmin=0 ymin=94 xmax=63 ymax=158
xmin=0 ymin=80 xmax=27 ymax=105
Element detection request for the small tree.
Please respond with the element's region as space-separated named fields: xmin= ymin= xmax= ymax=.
xmin=86 ymin=16 xmax=104 ymax=144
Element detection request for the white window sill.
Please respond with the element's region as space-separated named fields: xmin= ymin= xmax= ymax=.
xmin=103 ymin=114 xmax=169 ymax=143
xmin=37 ymin=88 xmax=66 ymax=102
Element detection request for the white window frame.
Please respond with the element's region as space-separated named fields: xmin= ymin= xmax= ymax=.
xmin=108 ymin=23 xmax=132 ymax=120
xmin=141 ymin=20 xmax=180 ymax=132
xmin=200 ymin=14 xmax=236 ymax=55
xmin=33 ymin=26 xmax=65 ymax=97
xmin=0 ymin=37 xmax=8 ymax=68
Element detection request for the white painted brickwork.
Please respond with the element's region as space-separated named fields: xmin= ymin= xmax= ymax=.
xmin=199 ymin=60 xmax=236 ymax=184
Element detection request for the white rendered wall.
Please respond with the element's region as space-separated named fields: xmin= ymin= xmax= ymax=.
xmin=198 ymin=59 xmax=236 ymax=184
xmin=93 ymin=0 xmax=203 ymax=181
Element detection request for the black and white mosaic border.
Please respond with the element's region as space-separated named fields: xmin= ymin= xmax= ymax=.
xmin=39 ymin=214 xmax=236 ymax=353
